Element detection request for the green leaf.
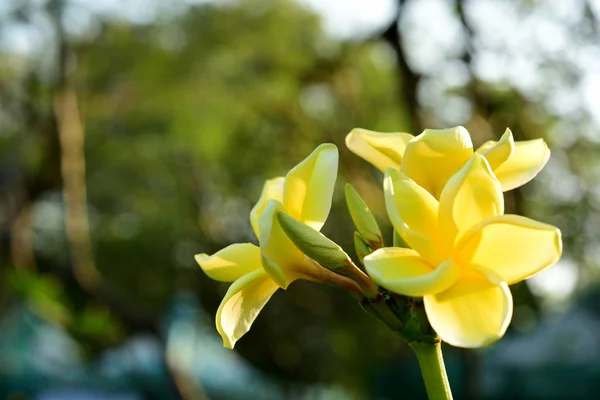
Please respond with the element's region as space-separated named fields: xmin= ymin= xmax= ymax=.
xmin=353 ymin=231 xmax=371 ymax=264
xmin=345 ymin=183 xmax=383 ymax=249
xmin=276 ymin=211 xmax=351 ymax=270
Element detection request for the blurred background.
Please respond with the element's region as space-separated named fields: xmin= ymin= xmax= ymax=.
xmin=0 ymin=0 xmax=599 ymax=398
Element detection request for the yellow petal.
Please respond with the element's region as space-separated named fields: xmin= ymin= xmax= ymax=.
xmin=477 ymin=128 xmax=515 ymax=170
xmin=364 ymin=248 xmax=460 ymax=297
xmin=455 ymin=214 xmax=562 ymax=285
xmin=195 ymin=243 xmax=261 ymax=282
xmin=216 ymin=268 xmax=279 ymax=348
xmin=250 ymin=177 xmax=284 ymax=239
xmin=384 ymin=169 xmax=442 ymax=265
xmin=283 ymin=143 xmax=338 ymax=231
xmin=345 ymin=128 xmax=414 ymax=172
xmin=424 ymin=268 xmax=513 ymax=348
xmin=400 ymin=126 xmax=474 ymax=197
xmin=437 ymin=153 xmax=503 ymax=258
xmin=258 ymin=199 xmax=303 ymax=288
xmin=491 ymin=139 xmax=550 ymax=191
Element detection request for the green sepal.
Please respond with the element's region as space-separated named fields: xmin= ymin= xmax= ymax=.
xmin=353 ymin=231 xmax=372 ymax=265
xmin=345 ymin=183 xmax=383 ymax=249
xmin=276 ymin=211 xmax=351 ymax=270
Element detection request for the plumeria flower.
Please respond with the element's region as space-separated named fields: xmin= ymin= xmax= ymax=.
xmin=195 ymin=144 xmax=338 ymax=348
xmin=363 ymin=154 xmax=562 ymax=347
xmin=345 ymin=126 xmax=549 ymax=198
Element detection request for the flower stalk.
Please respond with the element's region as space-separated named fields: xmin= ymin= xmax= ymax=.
xmin=303 ymin=258 xmax=367 ymax=300
xmin=360 ymin=292 xmax=454 ymax=400
xmin=410 ymin=341 xmax=453 ymax=400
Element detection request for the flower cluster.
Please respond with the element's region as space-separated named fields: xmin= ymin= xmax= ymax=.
xmin=195 ymin=144 xmax=339 ymax=348
xmin=196 ymin=126 xmax=562 ymax=349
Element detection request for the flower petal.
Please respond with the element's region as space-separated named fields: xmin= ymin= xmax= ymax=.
xmin=424 ymin=268 xmax=513 ymax=348
xmin=455 ymin=214 xmax=562 ymax=285
xmin=216 ymin=268 xmax=279 ymax=349
xmin=384 ymin=169 xmax=442 ymax=265
xmin=437 ymin=153 xmax=503 ymax=258
xmin=364 ymin=247 xmax=460 ymax=297
xmin=250 ymin=177 xmax=284 ymax=239
xmin=345 ymin=128 xmax=414 ymax=172
xmin=195 ymin=243 xmax=261 ymax=282
xmin=492 ymin=139 xmax=550 ymax=191
xmin=283 ymin=143 xmax=338 ymax=231
xmin=258 ymin=200 xmax=303 ymax=288
xmin=384 ymin=170 xmax=438 ymax=237
xmin=400 ymin=126 xmax=474 ymax=197
xmin=477 ymin=128 xmax=515 ymax=170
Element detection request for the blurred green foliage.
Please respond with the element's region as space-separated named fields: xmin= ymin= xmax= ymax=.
xmin=0 ymin=0 xmax=414 ymax=395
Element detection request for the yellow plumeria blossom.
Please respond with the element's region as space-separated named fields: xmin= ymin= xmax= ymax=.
xmin=345 ymin=126 xmax=550 ymax=197
xmin=364 ymin=154 xmax=562 ymax=348
xmin=195 ymin=144 xmax=338 ymax=348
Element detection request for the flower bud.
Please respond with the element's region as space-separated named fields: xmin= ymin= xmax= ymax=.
xmin=345 ymin=183 xmax=383 ymax=250
xmin=353 ymin=231 xmax=372 ymax=265
xmin=276 ymin=211 xmax=351 ymax=270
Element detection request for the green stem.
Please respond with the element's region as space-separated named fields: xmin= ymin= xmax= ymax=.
xmin=367 ymin=296 xmax=404 ymax=331
xmin=346 ymin=262 xmax=379 ymax=298
xmin=361 ymin=299 xmax=403 ymax=333
xmin=303 ymin=260 xmax=366 ymax=300
xmin=410 ymin=341 xmax=453 ymax=400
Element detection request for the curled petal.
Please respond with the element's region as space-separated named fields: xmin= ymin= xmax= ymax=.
xmin=437 ymin=153 xmax=503 ymax=258
xmin=283 ymin=143 xmax=338 ymax=231
xmin=400 ymin=126 xmax=474 ymax=197
xmin=258 ymin=200 xmax=303 ymax=288
xmin=216 ymin=269 xmax=279 ymax=348
xmin=345 ymin=128 xmax=414 ymax=172
xmin=424 ymin=268 xmax=513 ymax=348
xmin=492 ymin=139 xmax=550 ymax=191
xmin=384 ymin=169 xmax=441 ymax=265
xmin=455 ymin=214 xmax=562 ymax=285
xmin=195 ymin=243 xmax=261 ymax=282
xmin=364 ymin=248 xmax=460 ymax=297
xmin=250 ymin=177 xmax=284 ymax=239
xmin=477 ymin=128 xmax=515 ymax=170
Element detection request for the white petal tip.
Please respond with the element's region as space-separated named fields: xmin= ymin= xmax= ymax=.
xmin=316 ymin=142 xmax=338 ymax=153
xmin=194 ymin=253 xmax=208 ymax=263
xmin=443 ymin=333 xmax=503 ymax=349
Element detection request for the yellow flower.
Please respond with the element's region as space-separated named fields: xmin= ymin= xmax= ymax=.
xmin=195 ymin=144 xmax=338 ymax=348
xmin=345 ymin=126 xmax=550 ymax=198
xmin=363 ymin=154 xmax=562 ymax=347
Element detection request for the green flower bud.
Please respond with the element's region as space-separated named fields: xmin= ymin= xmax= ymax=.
xmin=276 ymin=211 xmax=351 ymax=270
xmin=393 ymin=228 xmax=409 ymax=248
xmin=345 ymin=183 xmax=383 ymax=249
xmin=353 ymin=231 xmax=372 ymax=265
